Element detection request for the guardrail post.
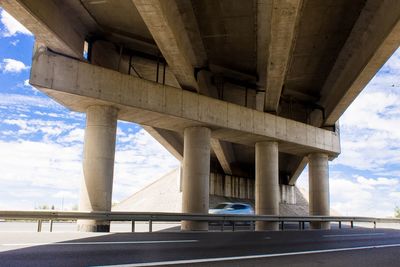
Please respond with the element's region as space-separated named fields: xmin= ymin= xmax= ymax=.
xmin=374 ymin=221 xmax=376 ymax=229
xmin=232 ymin=221 xmax=235 ymax=232
xmin=350 ymin=221 xmax=354 ymax=228
xmin=302 ymin=221 xmax=305 ymax=230
xmin=149 ymin=220 xmax=153 ymax=232
xmin=221 ymin=221 xmax=225 ymax=232
xmin=250 ymin=220 xmax=254 ymax=231
xmin=339 ymin=221 xmax=342 ymax=229
xmin=37 ymin=220 xmax=42 ymax=232
xmin=49 ymin=220 xmax=53 ymax=232
xmin=280 ymin=221 xmax=284 ymax=231
xmin=131 ymin=220 xmax=135 ymax=232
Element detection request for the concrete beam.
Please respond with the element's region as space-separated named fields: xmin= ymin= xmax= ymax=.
xmin=132 ymin=0 xmax=207 ymax=92
xmin=288 ymin=156 xmax=308 ymax=186
xmin=319 ymin=0 xmax=400 ymax=125
xmin=30 ymin=51 xmax=340 ymax=157
xmin=0 ymin=0 xmax=87 ymax=58
xmin=257 ymin=0 xmax=303 ymax=112
xmin=210 ymin=139 xmax=235 ymax=175
xmin=143 ymin=126 xmax=183 ymax=161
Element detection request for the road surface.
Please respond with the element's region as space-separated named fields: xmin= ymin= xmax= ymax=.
xmin=1 ymin=228 xmax=400 ymax=266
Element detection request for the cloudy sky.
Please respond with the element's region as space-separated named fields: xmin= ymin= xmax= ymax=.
xmin=0 ymin=9 xmax=399 ymax=217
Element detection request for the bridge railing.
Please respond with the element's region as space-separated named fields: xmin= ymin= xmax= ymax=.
xmin=1 ymin=210 xmax=399 ymax=232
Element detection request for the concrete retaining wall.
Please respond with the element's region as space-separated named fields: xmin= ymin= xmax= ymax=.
xmin=209 ymin=172 xmax=296 ymax=205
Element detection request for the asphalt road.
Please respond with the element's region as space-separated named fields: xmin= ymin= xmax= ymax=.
xmin=1 ymin=228 xmax=400 ymax=266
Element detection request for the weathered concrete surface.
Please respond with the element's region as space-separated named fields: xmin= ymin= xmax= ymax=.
xmin=181 ymin=127 xmax=211 ymax=231
xmin=210 ymin=139 xmax=235 ymax=175
xmin=0 ymin=0 xmax=91 ymax=58
xmin=7 ymin=0 xmax=398 ymax=129
xmin=255 ymin=141 xmax=279 ymax=231
xmin=78 ymin=105 xmax=118 ymax=232
xmin=257 ymin=0 xmax=303 ymax=112
xmin=308 ymin=153 xmax=330 ymax=230
xmin=210 ymin=172 xmax=254 ymax=200
xmin=29 ymin=51 xmax=340 ymax=157
xmin=132 ymin=0 xmax=203 ymax=92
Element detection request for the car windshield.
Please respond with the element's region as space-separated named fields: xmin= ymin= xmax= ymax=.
xmin=214 ymin=203 xmax=229 ymax=209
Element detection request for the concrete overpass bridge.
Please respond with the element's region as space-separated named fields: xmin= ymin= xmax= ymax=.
xmin=1 ymin=0 xmax=399 ymax=232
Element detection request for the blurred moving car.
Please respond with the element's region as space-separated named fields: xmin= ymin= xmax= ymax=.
xmin=209 ymin=202 xmax=254 ymax=215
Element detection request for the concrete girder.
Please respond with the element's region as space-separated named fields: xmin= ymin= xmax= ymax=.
xmin=132 ymin=0 xmax=220 ymax=165
xmin=288 ymin=156 xmax=308 ymax=186
xmin=132 ymin=0 xmax=207 ymax=92
xmin=257 ymin=0 xmax=303 ymax=112
xmin=210 ymin=139 xmax=235 ymax=175
xmin=0 ymin=0 xmax=87 ymax=58
xmin=319 ymin=0 xmax=400 ymax=126
xmin=143 ymin=126 xmax=183 ymax=161
xmin=30 ymin=51 xmax=340 ymax=157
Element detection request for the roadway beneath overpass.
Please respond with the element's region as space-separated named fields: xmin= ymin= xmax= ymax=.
xmin=1 ymin=228 xmax=400 ymax=266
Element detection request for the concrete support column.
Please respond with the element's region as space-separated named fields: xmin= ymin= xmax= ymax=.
xmin=181 ymin=127 xmax=211 ymax=231
xmin=77 ymin=105 xmax=118 ymax=232
xmin=255 ymin=141 xmax=279 ymax=231
xmin=308 ymin=153 xmax=330 ymax=230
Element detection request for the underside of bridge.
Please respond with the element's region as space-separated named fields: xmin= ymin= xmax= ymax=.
xmin=1 ymin=0 xmax=399 ymax=231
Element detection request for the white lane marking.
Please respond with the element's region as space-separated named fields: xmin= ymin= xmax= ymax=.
xmin=101 ymin=243 xmax=400 ymax=267
xmin=323 ymin=233 xmax=385 ymax=238
xmin=1 ymin=240 xmax=198 ymax=247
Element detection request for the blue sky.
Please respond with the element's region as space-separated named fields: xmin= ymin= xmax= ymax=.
xmin=0 ymin=9 xmax=399 ymax=217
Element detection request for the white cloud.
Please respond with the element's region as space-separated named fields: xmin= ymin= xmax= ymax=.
xmin=10 ymin=39 xmax=19 ymax=46
xmin=3 ymin=118 xmax=78 ymax=139
xmin=0 ymin=140 xmax=83 ymax=189
xmin=113 ymin=128 xmax=180 ymax=201
xmin=0 ymin=105 xmax=179 ymax=209
xmin=0 ymin=93 xmax=61 ymax=109
xmin=332 ymin=48 xmax=400 ymax=172
xmin=0 ymin=9 xmax=32 ymax=37
xmin=52 ymin=191 xmax=78 ymax=199
xmin=1 ymin=58 xmax=30 ymax=73
xmin=296 ymin=167 xmax=400 ymax=217
xmin=329 ymin=172 xmax=400 ymax=217
xmin=58 ymin=128 xmax=85 ymax=143
xmin=22 ymin=79 xmax=39 ymax=94
xmin=299 ymin=171 xmax=400 ymax=217
xmin=355 ymin=176 xmax=398 ymax=188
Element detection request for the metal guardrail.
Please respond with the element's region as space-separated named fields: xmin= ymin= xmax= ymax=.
xmin=1 ymin=210 xmax=399 ymax=232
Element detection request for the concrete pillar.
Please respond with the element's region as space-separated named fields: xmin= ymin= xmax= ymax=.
xmin=77 ymin=105 xmax=118 ymax=232
xmin=255 ymin=141 xmax=279 ymax=231
xmin=308 ymin=153 xmax=330 ymax=230
xmin=181 ymin=126 xmax=211 ymax=231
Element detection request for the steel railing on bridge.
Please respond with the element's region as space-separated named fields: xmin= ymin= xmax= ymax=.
xmin=1 ymin=210 xmax=399 ymax=232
